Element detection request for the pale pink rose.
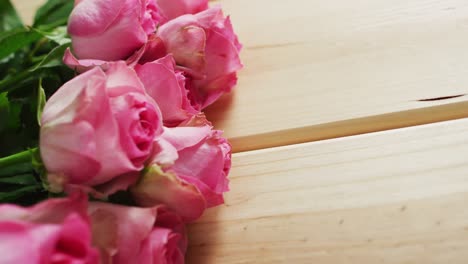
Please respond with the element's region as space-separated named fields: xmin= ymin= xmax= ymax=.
xmin=156 ymin=0 xmax=208 ymax=22
xmin=135 ymin=55 xmax=199 ymax=126
xmin=152 ymin=6 xmax=243 ymax=109
xmin=131 ymin=120 xmax=231 ymax=221
xmin=67 ymin=0 xmax=161 ymax=61
xmin=40 ymin=62 xmax=163 ymax=195
xmin=0 ymin=193 xmax=98 ymax=264
xmin=89 ymin=203 xmax=186 ymax=264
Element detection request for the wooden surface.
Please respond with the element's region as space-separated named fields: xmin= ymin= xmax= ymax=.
xmin=11 ymin=1 xmax=468 ymax=263
xmin=205 ymin=0 xmax=468 ymax=151
xmin=11 ymin=0 xmax=43 ymax=25
xmin=188 ymin=119 xmax=468 ymax=263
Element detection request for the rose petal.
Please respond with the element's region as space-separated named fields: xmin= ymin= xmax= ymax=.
xmin=89 ymin=203 xmax=157 ymax=264
xmin=131 ymin=165 xmax=206 ymax=221
xmin=157 ymin=16 xmax=206 ymax=71
xmin=136 ymin=55 xmax=198 ymax=125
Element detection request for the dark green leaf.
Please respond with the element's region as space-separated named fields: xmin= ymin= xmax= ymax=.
xmin=0 ymin=28 xmax=42 ymax=61
xmin=0 ymin=185 xmax=42 ymax=203
xmin=0 ymin=92 xmax=21 ymax=134
xmin=0 ymin=0 xmax=23 ymax=32
xmin=0 ymin=81 xmax=45 ymax=155
xmin=30 ymin=42 xmax=69 ymax=71
xmin=33 ymin=0 xmax=73 ymax=28
xmin=0 ymin=66 xmax=59 ymax=94
xmin=0 ymin=69 xmax=33 ymax=93
xmin=0 ymin=92 xmax=8 ymax=132
xmin=7 ymin=100 xmax=21 ymax=130
xmin=0 ymin=47 xmax=28 ymax=79
xmin=0 ymin=173 xmax=36 ymax=185
xmin=0 ymin=161 xmax=32 ymax=177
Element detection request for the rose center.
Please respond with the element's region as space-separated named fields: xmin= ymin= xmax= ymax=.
xmin=132 ymin=104 xmax=158 ymax=153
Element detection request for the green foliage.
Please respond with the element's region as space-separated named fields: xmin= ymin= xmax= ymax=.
xmin=32 ymin=26 xmax=70 ymax=45
xmin=33 ymin=0 xmax=74 ymax=28
xmin=0 ymin=92 xmax=21 ymax=134
xmin=0 ymin=0 xmax=23 ymax=31
xmin=0 ymin=160 xmax=33 ymax=178
xmin=0 ymin=174 xmax=37 ymax=185
xmin=0 ymin=0 xmax=76 ymax=202
xmin=0 ymin=28 xmax=42 ymax=61
xmin=0 ymin=185 xmax=46 ymax=205
xmin=30 ymin=42 xmax=70 ymax=71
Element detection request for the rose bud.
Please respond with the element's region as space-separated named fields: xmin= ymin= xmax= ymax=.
xmin=40 ymin=62 xmax=163 ymax=196
xmin=153 ymin=6 xmax=243 ymax=109
xmin=67 ymin=0 xmax=162 ymax=61
xmin=0 ymin=193 xmax=99 ymax=263
xmin=89 ymin=203 xmax=186 ymax=264
xmin=131 ymin=121 xmax=231 ymax=221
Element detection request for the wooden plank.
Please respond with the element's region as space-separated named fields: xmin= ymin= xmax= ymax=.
xmin=187 ymin=118 xmax=468 ymax=263
xmin=11 ymin=0 xmax=43 ymax=25
xmin=204 ymin=0 xmax=468 ymax=151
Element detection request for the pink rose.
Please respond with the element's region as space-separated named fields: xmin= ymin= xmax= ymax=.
xmin=153 ymin=7 xmax=243 ymax=109
xmin=89 ymin=203 xmax=186 ymax=264
xmin=135 ymin=55 xmax=199 ymax=126
xmin=40 ymin=62 xmax=162 ymax=195
xmin=68 ymin=0 xmax=161 ymax=61
xmin=131 ymin=119 xmax=231 ymax=221
xmin=156 ymin=0 xmax=208 ymax=22
xmin=0 ymin=194 xmax=98 ymax=263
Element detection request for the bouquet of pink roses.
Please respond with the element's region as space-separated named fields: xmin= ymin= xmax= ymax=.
xmin=0 ymin=0 xmax=242 ymax=263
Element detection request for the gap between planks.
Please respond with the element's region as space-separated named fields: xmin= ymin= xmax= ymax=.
xmin=228 ymin=101 xmax=468 ymax=153
xmin=204 ymin=0 xmax=468 ymax=152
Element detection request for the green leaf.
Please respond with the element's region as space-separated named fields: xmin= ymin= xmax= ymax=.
xmin=30 ymin=42 xmax=69 ymax=71
xmin=0 ymin=66 xmax=57 ymax=94
xmin=37 ymin=79 xmax=46 ymax=125
xmin=33 ymin=0 xmax=73 ymax=28
xmin=7 ymin=100 xmax=21 ymax=129
xmin=0 ymin=93 xmax=8 ymax=130
xmin=0 ymin=69 xmax=33 ymax=93
xmin=0 ymin=149 xmax=34 ymax=170
xmin=0 ymin=0 xmax=23 ymax=32
xmin=32 ymin=26 xmax=70 ymax=45
xmin=0 ymin=185 xmax=42 ymax=203
xmin=0 ymin=173 xmax=37 ymax=185
xmin=0 ymin=28 xmax=42 ymax=60
xmin=0 ymin=160 xmax=32 ymax=178
xmin=0 ymin=92 xmax=21 ymax=133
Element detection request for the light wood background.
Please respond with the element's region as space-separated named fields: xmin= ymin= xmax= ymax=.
xmin=12 ymin=1 xmax=468 ymax=263
xmin=205 ymin=0 xmax=468 ymax=152
xmin=187 ymin=118 xmax=468 ymax=263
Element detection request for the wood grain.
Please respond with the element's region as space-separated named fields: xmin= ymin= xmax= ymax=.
xmin=187 ymin=118 xmax=468 ymax=263
xmin=11 ymin=0 xmax=44 ymax=25
xmin=205 ymin=0 xmax=468 ymax=151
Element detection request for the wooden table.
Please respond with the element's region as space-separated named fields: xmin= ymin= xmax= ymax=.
xmin=13 ymin=1 xmax=468 ymax=263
